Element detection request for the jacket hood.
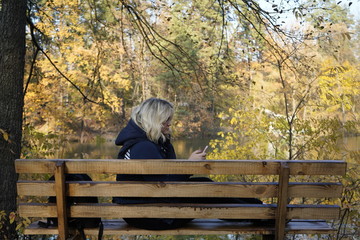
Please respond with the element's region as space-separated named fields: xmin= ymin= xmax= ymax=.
xmin=115 ymin=119 xmax=147 ymax=146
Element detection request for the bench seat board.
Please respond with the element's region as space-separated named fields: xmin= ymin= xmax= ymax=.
xmin=24 ymin=219 xmax=336 ymax=236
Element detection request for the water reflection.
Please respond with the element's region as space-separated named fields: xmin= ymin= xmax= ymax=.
xmin=172 ymin=138 xmax=211 ymax=159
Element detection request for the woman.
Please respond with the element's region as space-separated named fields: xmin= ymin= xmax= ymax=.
xmin=113 ymin=98 xmax=262 ymax=230
xmin=114 ymin=98 xmax=205 ymax=183
xmin=113 ymin=98 xmax=206 ymax=230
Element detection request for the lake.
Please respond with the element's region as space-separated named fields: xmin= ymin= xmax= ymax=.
xmin=59 ymin=135 xmax=359 ymax=162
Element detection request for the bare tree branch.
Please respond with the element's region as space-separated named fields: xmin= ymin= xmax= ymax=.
xmin=24 ymin=47 xmax=39 ymax=97
xmin=119 ymin=0 xmax=206 ymax=97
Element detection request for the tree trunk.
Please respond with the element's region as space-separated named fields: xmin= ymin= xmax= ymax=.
xmin=0 ymin=0 xmax=26 ymax=238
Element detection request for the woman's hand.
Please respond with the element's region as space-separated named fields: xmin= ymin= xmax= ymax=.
xmin=188 ymin=149 xmax=206 ymax=160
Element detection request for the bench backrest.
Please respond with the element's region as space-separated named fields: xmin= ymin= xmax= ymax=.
xmin=16 ymin=159 xmax=346 ymax=239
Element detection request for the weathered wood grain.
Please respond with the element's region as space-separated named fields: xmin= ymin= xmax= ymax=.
xmin=19 ymin=203 xmax=340 ymax=220
xmin=17 ymin=181 xmax=343 ymax=198
xmin=15 ymin=159 xmax=347 ymax=175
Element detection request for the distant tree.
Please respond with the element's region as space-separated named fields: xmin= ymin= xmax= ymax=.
xmin=0 ymin=0 xmax=26 ymax=238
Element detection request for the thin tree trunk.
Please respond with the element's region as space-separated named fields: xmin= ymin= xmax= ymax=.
xmin=0 ymin=0 xmax=26 ymax=238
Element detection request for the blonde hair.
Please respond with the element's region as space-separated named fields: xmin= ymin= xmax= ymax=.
xmin=131 ymin=98 xmax=174 ymax=143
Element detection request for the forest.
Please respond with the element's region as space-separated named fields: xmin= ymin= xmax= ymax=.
xmin=0 ymin=0 xmax=359 ymax=239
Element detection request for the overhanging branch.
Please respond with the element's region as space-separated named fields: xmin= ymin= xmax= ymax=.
xmin=26 ymin=16 xmax=100 ymax=105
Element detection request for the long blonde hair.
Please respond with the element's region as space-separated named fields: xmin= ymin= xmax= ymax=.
xmin=131 ymin=98 xmax=174 ymax=143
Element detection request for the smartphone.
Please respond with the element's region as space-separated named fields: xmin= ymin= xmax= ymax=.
xmin=202 ymin=145 xmax=208 ymax=153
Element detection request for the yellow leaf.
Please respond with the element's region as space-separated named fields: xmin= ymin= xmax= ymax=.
xmin=9 ymin=212 xmax=16 ymax=224
xmin=23 ymin=217 xmax=31 ymax=225
xmin=0 ymin=129 xmax=9 ymax=141
xmin=16 ymin=224 xmax=22 ymax=231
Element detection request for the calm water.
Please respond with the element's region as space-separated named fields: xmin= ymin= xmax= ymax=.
xmin=60 ymin=135 xmax=359 ymax=162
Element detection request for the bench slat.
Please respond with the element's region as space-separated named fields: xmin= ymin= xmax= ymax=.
xmin=17 ymin=181 xmax=343 ymax=198
xmin=19 ymin=203 xmax=340 ymax=220
xmin=15 ymin=159 xmax=347 ymax=175
xmin=24 ymin=219 xmax=336 ymax=236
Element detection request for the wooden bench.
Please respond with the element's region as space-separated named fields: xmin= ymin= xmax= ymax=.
xmin=16 ymin=159 xmax=346 ymax=240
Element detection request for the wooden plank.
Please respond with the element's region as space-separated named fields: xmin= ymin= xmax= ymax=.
xmin=70 ymin=203 xmax=275 ymax=219
xmin=17 ymin=181 xmax=343 ymax=198
xmin=275 ymin=162 xmax=290 ymax=240
xmin=18 ymin=203 xmax=58 ymax=217
xmin=16 ymin=159 xmax=280 ymax=174
xmin=19 ymin=203 xmax=340 ymax=220
xmin=17 ymin=181 xmax=55 ymax=196
xmin=24 ymin=219 xmax=336 ymax=236
xmin=287 ymin=204 xmax=341 ymax=220
xmin=54 ymin=161 xmax=68 ymax=240
xmin=19 ymin=203 xmax=275 ymax=219
xmin=15 ymin=159 xmax=347 ymax=175
xmin=20 ymin=203 xmax=340 ymax=220
xmin=287 ymin=161 xmax=347 ymax=176
xmin=17 ymin=181 xmax=277 ymax=197
xmin=288 ymin=183 xmax=343 ymax=198
xmin=16 ymin=159 xmax=57 ymax=173
xmin=64 ymin=182 xmax=344 ymax=198
xmin=69 ymin=182 xmax=278 ymax=198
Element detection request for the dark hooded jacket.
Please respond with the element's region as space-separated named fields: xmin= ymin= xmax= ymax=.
xmin=113 ymin=119 xmax=191 ymax=204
